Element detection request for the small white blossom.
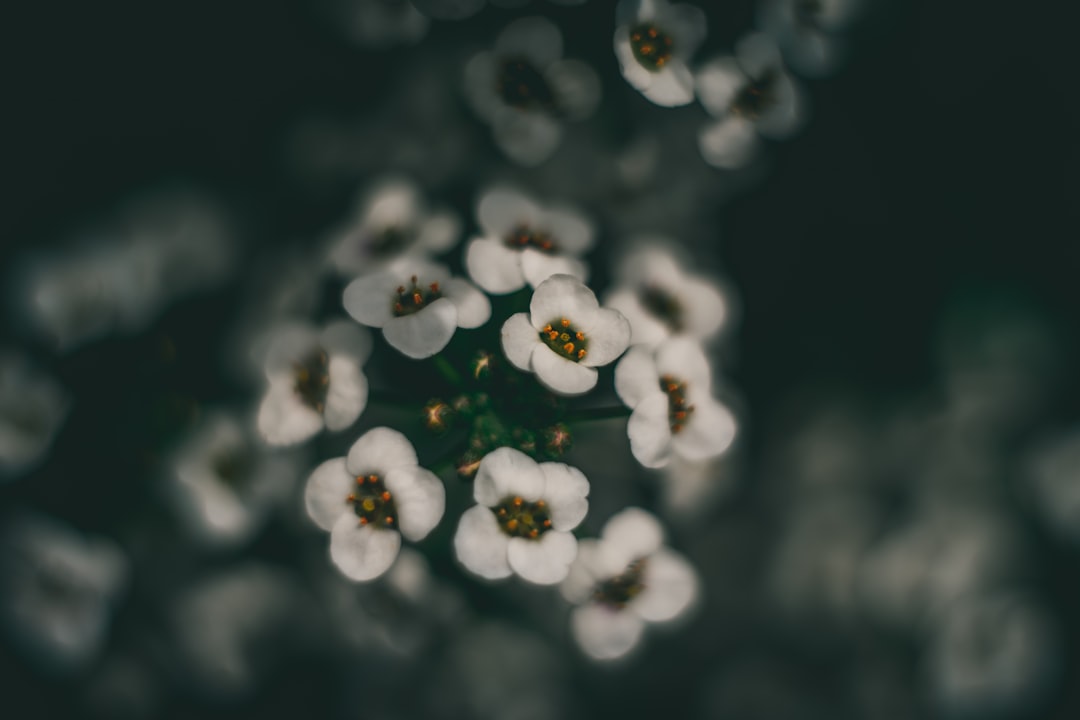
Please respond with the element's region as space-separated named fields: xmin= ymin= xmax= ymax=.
xmin=305 ymin=427 xmax=445 ymax=582
xmin=454 ymin=446 xmax=589 ymax=585
xmin=465 ymin=186 xmax=594 ymax=294
xmin=501 ymin=274 xmax=630 ymax=395
xmin=613 ymin=0 xmax=706 ymax=107
xmin=560 ymin=507 xmax=699 ymax=660
xmin=696 ymin=33 xmax=805 ymax=169
xmin=344 ymin=258 xmax=490 ymax=359
xmin=256 ymin=319 xmax=372 ymax=446
xmin=615 ymin=337 xmax=736 ymax=468
xmin=757 ymin=0 xmax=861 ymax=78
xmin=0 ymin=352 xmax=69 ymax=479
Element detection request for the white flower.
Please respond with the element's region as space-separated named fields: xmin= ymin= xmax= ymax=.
xmin=453 ymin=446 xmax=589 ymax=585
xmin=501 ymin=274 xmax=631 ymax=396
xmin=696 ymin=33 xmax=805 ymax=168
xmin=256 ymin=319 xmax=372 ymax=446
xmin=464 ymin=16 xmax=600 ymax=166
xmin=757 ymin=0 xmax=861 ymax=78
xmin=0 ymin=352 xmax=69 ymax=479
xmin=615 ymin=337 xmax=736 ymax=468
xmin=560 ymin=507 xmax=699 ymax=660
xmin=304 ymin=427 xmax=445 ymax=582
xmin=613 ymin=0 xmax=706 ymax=107
xmin=465 ymin=186 xmax=594 ymax=294
xmin=327 ymin=177 xmax=460 ymax=277
xmin=343 ymin=258 xmax=490 ymax=359
xmin=604 ymin=244 xmax=729 ymax=347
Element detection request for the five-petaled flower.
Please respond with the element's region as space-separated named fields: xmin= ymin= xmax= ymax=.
xmin=305 ymin=427 xmax=445 ymax=581
xmin=454 ymin=446 xmax=589 ymax=585
xmin=501 ymin=274 xmax=631 ymax=395
xmin=614 ymin=0 xmax=706 ymax=107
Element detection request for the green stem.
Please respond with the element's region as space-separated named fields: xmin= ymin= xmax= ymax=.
xmin=567 ymin=405 xmax=632 ymax=423
xmin=432 ymin=354 xmax=463 ymax=388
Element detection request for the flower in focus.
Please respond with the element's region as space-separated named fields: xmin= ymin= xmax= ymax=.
xmin=696 ymin=33 xmax=805 ymax=169
xmin=344 ymin=258 xmax=491 ymax=358
xmin=454 ymin=446 xmax=588 ymax=584
xmin=0 ymin=352 xmax=69 ymax=479
xmin=465 ymin=186 xmax=594 ymax=294
xmin=604 ymin=244 xmax=729 ymax=347
xmin=615 ymin=336 xmax=736 ymax=468
xmin=501 ymin=274 xmax=630 ymax=395
xmin=464 ymin=16 xmax=600 ymax=165
xmin=327 ymin=177 xmax=460 ymax=277
xmin=757 ymin=0 xmax=861 ymax=78
xmin=560 ymin=507 xmax=699 ymax=660
xmin=613 ymin=0 xmax=706 ymax=107
xmin=305 ymin=427 xmax=445 ymax=581
xmin=328 ymin=0 xmax=429 ymax=50
xmin=256 ymin=319 xmax=372 ymax=446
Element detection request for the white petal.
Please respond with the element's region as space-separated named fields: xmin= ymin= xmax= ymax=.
xmin=322 ymin=355 xmax=368 ymax=432
xmin=662 ymin=2 xmax=707 ymax=58
xmin=465 ymin=237 xmax=526 ymax=294
xmin=605 ymin=289 xmax=670 ymax=347
xmin=476 ymin=187 xmax=541 ymax=239
xmin=492 ymin=108 xmax=562 ymax=167
xmin=495 ymin=16 xmax=563 ymax=69
xmin=695 ymin=56 xmax=745 ymax=117
xmin=256 ymin=376 xmax=323 ymax=446
xmin=545 ymin=59 xmax=601 ymax=122
xmin=539 ymin=462 xmax=590 ymax=531
xmin=735 ymin=32 xmax=782 ymax=80
xmin=454 ymin=505 xmax=512 ymax=580
xmin=641 ymin=63 xmax=696 ymax=108
xmin=501 ymin=312 xmax=540 ymax=371
xmin=329 ymin=515 xmax=401 ymax=582
xmin=699 ymin=116 xmax=760 ymax=169
xmin=580 ymin=307 xmax=631 ymax=367
xmin=540 ymin=205 xmax=594 ymax=255
xmin=531 ymin=346 xmax=598 ymax=396
xmin=602 ymin=507 xmax=665 ymax=566
xmin=384 ymin=465 xmax=445 ymax=542
xmin=342 ymin=273 xmax=400 ymax=328
xmin=263 ymin=323 xmax=320 ymax=375
xmin=680 ymin=276 xmax=729 ymax=339
xmin=382 ymin=297 xmax=458 ymax=359
xmin=671 ymin=397 xmax=737 ymax=462
xmin=442 ymin=278 xmax=491 ymax=329
xmin=474 ymin=446 xmax=545 ymax=505
xmin=463 ymin=52 xmax=499 ymax=120
xmin=416 ymin=210 xmax=460 ymax=253
xmin=318 ymin=319 xmax=372 ymax=365
xmin=613 ymin=28 xmax=653 ymax=91
xmin=755 ymin=71 xmax=804 ymax=139
xmin=614 ymin=346 xmax=660 ymax=409
xmin=571 ymin=603 xmax=645 ymax=660
xmin=529 ymin=274 xmax=599 ymax=329
xmin=345 ymin=426 xmax=418 ymax=477
xmin=560 ymin=539 xmax=606 ymax=604
xmin=304 ymin=457 xmax=352 ymax=531
xmin=520 ymin=249 xmax=589 ymax=289
xmin=655 ymin=337 xmax=712 ymax=392
xmin=627 ymin=392 xmax=674 ymax=468
xmin=508 ymin=530 xmax=577 ymax=585
xmin=632 ymin=548 xmax=699 ymax=622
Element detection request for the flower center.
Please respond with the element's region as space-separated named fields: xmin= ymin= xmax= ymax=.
xmin=495 ymin=495 xmax=553 ymax=539
xmin=638 ymin=284 xmax=685 ymax=332
xmin=504 ymin=224 xmax=557 ymax=254
xmin=593 ymin=558 xmax=647 ymax=609
xmin=392 ymin=275 xmax=442 ymax=317
xmin=211 ymin=445 xmax=254 ymax=490
xmin=293 ymin=347 xmax=330 ymax=413
xmin=496 ymin=57 xmax=556 ymax=112
xmin=629 ymin=23 xmax=674 ymax=72
xmin=660 ymin=374 xmax=695 ymax=434
xmin=730 ymin=68 xmax=779 ymax=120
xmin=539 ymin=317 xmax=589 ymax=362
xmin=347 ymin=473 xmax=398 ymax=528
xmin=368 ymin=225 xmax=413 ymax=259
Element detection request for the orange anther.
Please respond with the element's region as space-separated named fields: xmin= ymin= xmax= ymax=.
xmin=575 ymin=332 xmax=584 ymax=340
xmin=506 ymin=519 xmax=519 ymax=531
xmin=560 ymin=318 xmax=570 ymax=327
xmin=385 ymin=516 xmax=394 ymax=525
xmin=381 ymin=491 xmax=391 ymax=501
xmin=430 ymin=282 xmax=439 ymax=292
xmin=368 ymin=475 xmax=379 ymax=483
xmin=577 ymin=349 xmax=587 ymax=359
xmin=359 ymin=517 xmax=368 ymax=525
xmin=529 ymin=529 xmax=539 ymax=538
xmin=543 ymin=519 xmax=552 ymax=527
xmin=513 ymin=497 xmax=523 ymax=506
xmin=563 ymin=342 xmax=575 ymax=354
xmin=413 ymin=292 xmax=423 ymax=305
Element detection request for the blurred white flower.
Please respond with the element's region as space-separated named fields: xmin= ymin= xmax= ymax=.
xmin=604 ymin=244 xmax=729 ymax=347
xmin=0 ymin=512 xmax=127 ymax=674
xmin=168 ymin=410 xmax=301 ymax=547
xmin=329 ymin=0 xmax=429 ymax=49
xmin=0 ymin=352 xmax=69 ymax=479
xmin=465 ymin=186 xmax=593 ymax=294
xmin=757 ymin=0 xmax=861 ymax=78
xmin=696 ymin=33 xmax=806 ymax=169
xmin=501 ymin=274 xmax=630 ymax=395
xmin=344 ymin=258 xmax=490 ymax=358
xmin=305 ymin=427 xmax=444 ymax=581
xmin=464 ymin=16 xmax=600 ymax=165
xmin=256 ymin=319 xmax=372 ymax=446
xmin=327 ymin=177 xmax=460 ymax=277
xmin=560 ymin=507 xmax=699 ymax=660
xmin=1025 ymin=429 xmax=1080 ymax=544
xmin=613 ymin=0 xmax=706 ymax=107
xmin=615 ymin=337 xmax=736 ymax=468
xmin=454 ymin=446 xmax=588 ymax=584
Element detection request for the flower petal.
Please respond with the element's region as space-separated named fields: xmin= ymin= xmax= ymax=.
xmin=632 ymin=547 xmax=699 ymax=622
xmin=580 ymin=307 xmax=631 ymax=367
xmin=695 ymin=56 xmax=744 ymax=117
xmin=539 ymin=462 xmax=590 ymax=531
xmin=663 ymin=2 xmax=707 ymax=59
xmin=571 ymin=603 xmax=645 ymax=661
xmin=494 ymin=16 xmax=562 ymax=69
xmin=474 ymin=446 xmax=545 ymax=505
xmin=671 ymin=397 xmax=737 ymax=462
xmin=382 ymin=297 xmax=458 ymax=359
xmin=329 ymin=515 xmax=401 ymax=582
xmin=540 ymin=205 xmax=594 ymax=255
xmin=699 ymin=115 xmax=760 ymax=169
xmin=520 ymin=249 xmax=589 ymax=289
xmin=384 ymin=465 xmax=445 ymax=542
xmin=655 ymin=337 xmax=712 ymax=392
xmin=735 ymin=32 xmax=782 ymax=80
xmin=465 ymin=237 xmax=526 ymax=294
xmin=263 ymin=323 xmax=320 ymax=375
xmin=463 ymin=52 xmax=499 ymax=121
xmin=627 ymin=392 xmax=674 ymax=468
xmin=442 ymin=278 xmax=491 ymax=329
xmin=416 ymin=210 xmax=460 ymax=253
xmin=476 ymin=187 xmax=541 ymax=239
xmin=605 ymin=289 xmax=670 ymax=347
xmin=454 ymin=504 xmax=512 ymax=580
xmin=345 ymin=426 xmax=418 ymax=477
xmin=342 ymin=273 xmax=400 ymax=328
xmin=613 ymin=27 xmax=653 ymax=91
xmin=256 ymin=375 xmax=324 ymax=446
xmin=680 ymin=276 xmax=729 ymax=339
xmin=492 ymin=108 xmax=563 ymax=167
xmin=319 ymin=319 xmax=372 ymax=366
xmin=614 ymin=346 xmax=660 ymax=409
xmin=323 ymin=355 xmax=368 ymax=432
xmin=501 ymin=312 xmax=540 ymax=371
xmin=529 ymin=274 xmax=600 ymax=329
xmin=531 ymin=346 xmax=599 ymax=396
xmin=641 ymin=62 xmax=696 ymax=108
xmin=304 ymin=457 xmax=352 ymax=531
xmin=602 ymin=507 xmax=665 ymax=567
xmin=755 ymin=70 xmax=804 ymax=140
xmin=560 ymin=539 xmax=606 ymax=604
xmin=507 ymin=530 xmax=577 ymax=585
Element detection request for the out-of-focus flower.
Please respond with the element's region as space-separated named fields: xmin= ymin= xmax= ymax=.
xmin=696 ymin=33 xmax=805 ymax=168
xmin=465 ymin=186 xmax=593 ymax=294
xmin=604 ymin=244 xmax=729 ymax=347
xmin=305 ymin=427 xmax=444 ymax=581
xmin=327 ymin=177 xmax=460 ymax=277
xmin=454 ymin=446 xmax=588 ymax=584
xmin=256 ymin=319 xmax=371 ymax=446
xmin=615 ymin=337 xmax=736 ymax=468
xmin=757 ymin=0 xmax=861 ymax=78
xmin=1024 ymin=429 xmax=1080 ymax=544
xmin=560 ymin=507 xmax=698 ymax=660
xmin=613 ymin=0 xmax=706 ymax=107
xmin=328 ymin=0 xmax=429 ymax=49
xmin=464 ymin=16 xmax=600 ymax=165
xmin=167 ymin=411 xmax=301 ymax=547
xmin=0 ymin=352 xmax=69 ymax=479
xmin=0 ymin=512 xmax=127 ymax=674
xmin=344 ymin=258 xmax=490 ymax=358
xmin=501 ymin=274 xmax=630 ymax=395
